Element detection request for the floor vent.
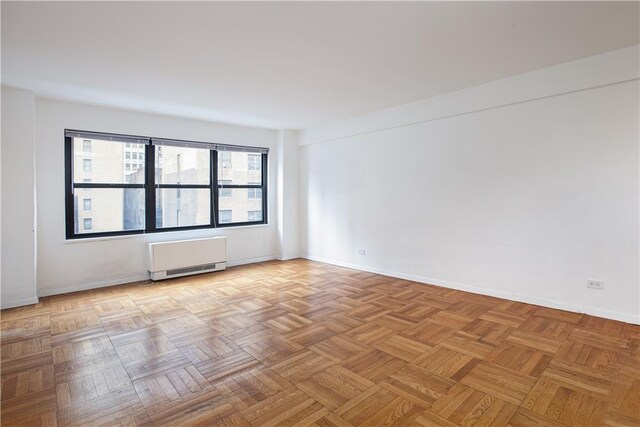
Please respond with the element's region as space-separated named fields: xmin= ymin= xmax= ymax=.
xmin=166 ymin=263 xmax=220 ymax=277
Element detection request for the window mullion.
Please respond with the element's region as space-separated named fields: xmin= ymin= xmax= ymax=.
xmin=212 ymin=150 xmax=219 ymax=227
xmin=145 ymin=142 xmax=156 ymax=233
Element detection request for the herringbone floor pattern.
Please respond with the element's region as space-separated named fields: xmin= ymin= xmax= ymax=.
xmin=1 ymin=259 xmax=638 ymax=426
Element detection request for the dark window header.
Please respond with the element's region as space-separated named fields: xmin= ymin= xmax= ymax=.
xmin=65 ymin=129 xmax=269 ymax=154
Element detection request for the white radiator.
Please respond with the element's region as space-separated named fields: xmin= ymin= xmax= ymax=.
xmin=148 ymin=237 xmax=227 ymax=281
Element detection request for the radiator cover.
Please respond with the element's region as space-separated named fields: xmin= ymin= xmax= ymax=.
xmin=148 ymin=237 xmax=227 ymax=281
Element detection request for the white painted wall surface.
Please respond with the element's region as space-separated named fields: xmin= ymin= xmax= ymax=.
xmin=276 ymin=130 xmax=300 ymax=260
xmin=299 ymin=48 xmax=640 ymax=324
xmin=1 ymin=86 xmax=38 ymax=308
xmin=35 ymin=99 xmax=279 ymax=296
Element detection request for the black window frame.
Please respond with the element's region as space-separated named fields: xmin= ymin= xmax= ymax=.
xmin=152 ymin=143 xmax=213 ymax=232
xmin=65 ymin=129 xmax=268 ymax=239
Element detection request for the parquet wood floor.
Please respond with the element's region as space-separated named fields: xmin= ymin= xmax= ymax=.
xmin=1 ymin=259 xmax=639 ymax=426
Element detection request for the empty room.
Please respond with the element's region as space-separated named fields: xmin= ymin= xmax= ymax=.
xmin=1 ymin=1 xmax=639 ymax=426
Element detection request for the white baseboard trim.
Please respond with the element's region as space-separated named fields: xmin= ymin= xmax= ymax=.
xmin=1 ymin=296 xmax=40 ymax=310
xmin=277 ymin=253 xmax=301 ymax=261
xmin=38 ymin=274 xmax=149 ymax=298
xmin=36 ymin=256 xmax=278 ymax=299
xmin=304 ymin=255 xmax=640 ymax=325
xmin=227 ymin=255 xmax=277 ymax=267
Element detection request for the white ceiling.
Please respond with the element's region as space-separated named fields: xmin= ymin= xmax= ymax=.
xmin=2 ymin=2 xmax=638 ymax=130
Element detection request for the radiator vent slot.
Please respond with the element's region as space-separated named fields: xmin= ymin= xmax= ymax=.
xmin=166 ymin=263 xmax=219 ymax=277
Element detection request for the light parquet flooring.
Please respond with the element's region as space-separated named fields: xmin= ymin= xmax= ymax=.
xmin=1 ymin=259 xmax=639 ymax=426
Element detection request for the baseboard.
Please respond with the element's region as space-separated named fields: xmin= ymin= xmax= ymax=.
xmin=38 ymin=274 xmax=149 ymax=298
xmin=1 ymin=296 xmax=40 ymax=310
xmin=227 ymin=255 xmax=277 ymax=267
xmin=277 ymin=253 xmax=300 ymax=261
xmin=303 ymin=255 xmax=640 ymax=325
xmin=36 ymin=256 xmax=278 ymax=299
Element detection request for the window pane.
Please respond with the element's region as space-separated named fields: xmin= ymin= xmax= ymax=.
xmin=73 ymin=188 xmax=145 ymax=234
xmin=155 ymin=145 xmax=210 ymax=185
xmin=217 ymin=151 xmax=262 ymax=185
xmin=218 ymin=188 xmax=263 ymax=223
xmin=73 ymin=137 xmax=145 ymax=184
xmin=156 ymin=188 xmax=211 ymax=228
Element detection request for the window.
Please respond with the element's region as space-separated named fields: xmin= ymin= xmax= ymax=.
xmin=65 ymin=130 xmax=267 ymax=238
xmin=67 ymin=133 xmax=146 ymax=237
xmin=247 ymin=183 xmax=261 ymax=199
xmin=219 ymin=180 xmax=232 ymax=197
xmin=217 ymin=151 xmax=266 ymax=226
xmin=155 ymin=144 xmax=211 ymax=229
xmin=220 ymin=151 xmax=232 ymax=168
xmin=83 ymin=139 xmax=91 ymax=152
xmin=219 ymin=210 xmax=232 ymax=224
xmin=247 ymin=210 xmax=262 ymax=221
xmin=248 ymin=154 xmax=261 ymax=171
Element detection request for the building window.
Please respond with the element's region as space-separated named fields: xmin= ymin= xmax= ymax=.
xmin=219 ymin=180 xmax=232 ymax=197
xmin=248 ymin=153 xmax=261 ymax=171
xmin=219 ymin=151 xmax=232 ymax=168
xmin=65 ymin=130 xmax=267 ymax=238
xmin=247 ymin=183 xmax=261 ymax=199
xmin=219 ymin=210 xmax=232 ymax=224
xmin=247 ymin=210 xmax=262 ymax=221
xmin=83 ymin=139 xmax=91 ymax=152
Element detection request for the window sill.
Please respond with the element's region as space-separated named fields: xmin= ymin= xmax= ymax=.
xmin=64 ymin=223 xmax=272 ymax=244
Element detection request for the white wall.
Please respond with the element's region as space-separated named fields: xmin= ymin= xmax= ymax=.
xmin=276 ymin=130 xmax=300 ymax=260
xmin=34 ymin=98 xmax=280 ymax=296
xmin=1 ymin=86 xmax=38 ymax=308
xmin=299 ymin=47 xmax=640 ymax=324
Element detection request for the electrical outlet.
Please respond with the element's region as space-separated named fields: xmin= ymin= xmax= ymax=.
xmin=587 ymin=280 xmax=604 ymax=290
xmin=358 ymin=249 xmax=366 ymax=256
